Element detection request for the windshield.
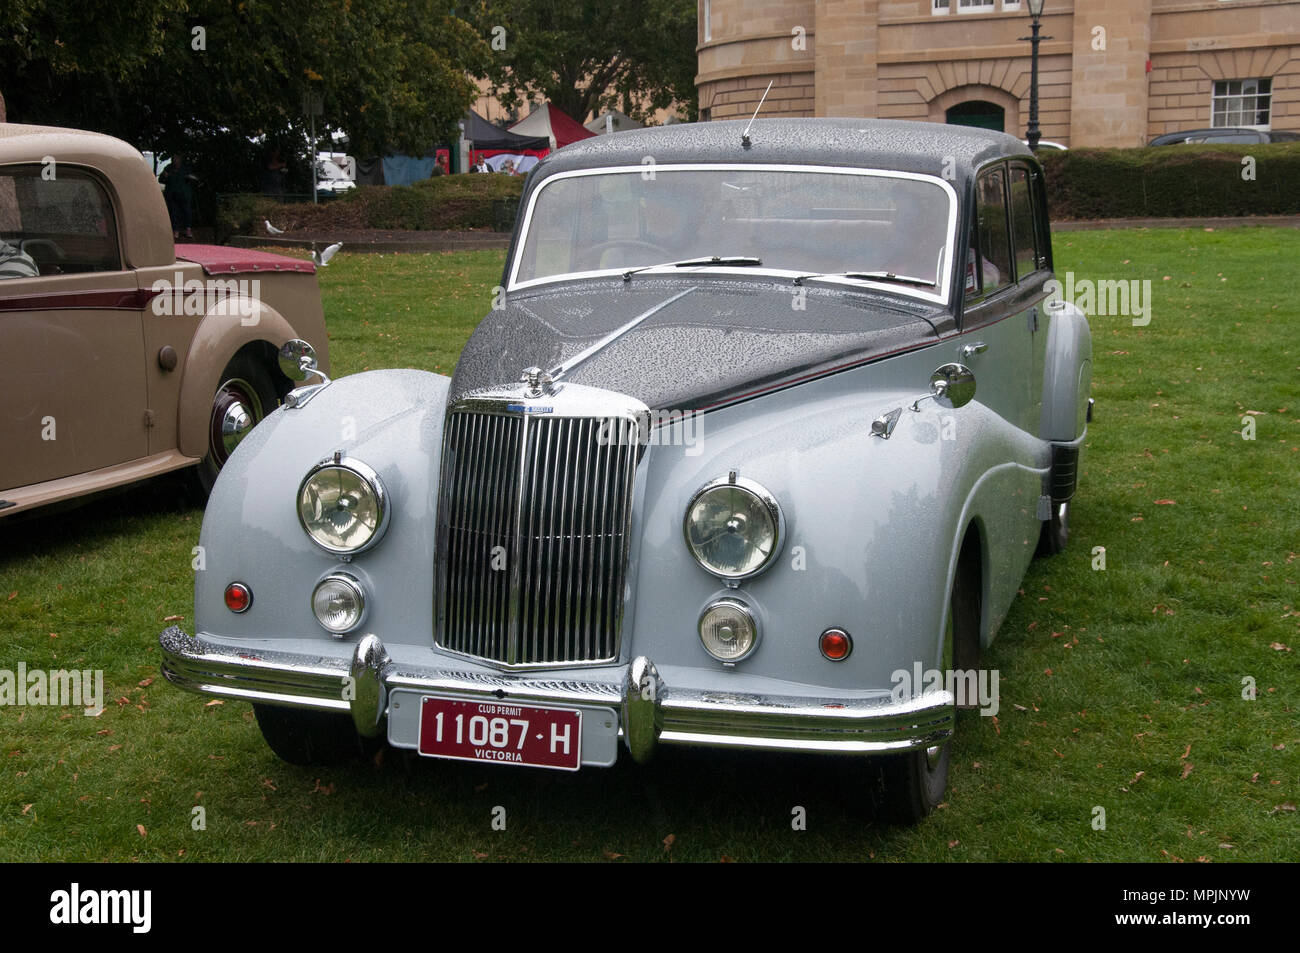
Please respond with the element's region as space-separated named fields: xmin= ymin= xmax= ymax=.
xmin=510 ymin=165 xmax=957 ymax=303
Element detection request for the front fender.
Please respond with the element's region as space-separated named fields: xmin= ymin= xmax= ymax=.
xmin=194 ymin=369 xmax=449 ymax=650
xmin=627 ymin=361 xmax=1048 ymax=696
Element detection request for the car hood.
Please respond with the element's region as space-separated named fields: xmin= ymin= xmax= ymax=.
xmin=449 ymin=277 xmax=945 ymax=412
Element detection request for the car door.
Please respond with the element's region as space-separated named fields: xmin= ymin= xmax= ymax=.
xmin=1007 ymin=161 xmax=1053 ymax=433
xmin=0 ymin=164 xmax=149 ymax=492
xmin=958 ymin=163 xmax=1033 ymax=431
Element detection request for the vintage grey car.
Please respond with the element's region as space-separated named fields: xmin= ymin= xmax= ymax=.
xmin=160 ymin=119 xmax=1092 ymax=822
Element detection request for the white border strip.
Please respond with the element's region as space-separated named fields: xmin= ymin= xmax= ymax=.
xmin=506 ymin=163 xmax=960 ymax=306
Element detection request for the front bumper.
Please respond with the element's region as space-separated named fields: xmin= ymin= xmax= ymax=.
xmin=159 ymin=627 xmax=954 ymax=764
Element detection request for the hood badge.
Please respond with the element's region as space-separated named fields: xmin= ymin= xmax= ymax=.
xmin=520 ymin=366 xmax=555 ymax=398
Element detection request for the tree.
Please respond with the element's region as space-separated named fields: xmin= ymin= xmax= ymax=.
xmin=471 ymin=0 xmax=698 ymax=126
xmin=1 ymin=0 xmax=490 ymax=193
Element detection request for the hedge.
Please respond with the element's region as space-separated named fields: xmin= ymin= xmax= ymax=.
xmin=1038 ymin=142 xmax=1300 ymax=219
xmin=216 ymin=173 xmax=526 ymax=240
xmin=217 ymin=143 xmax=1300 ymax=239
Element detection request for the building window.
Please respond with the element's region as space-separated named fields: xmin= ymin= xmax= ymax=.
xmin=703 ymin=0 xmax=712 ymax=42
xmin=932 ymin=0 xmax=951 ymax=14
xmin=958 ymin=0 xmax=995 ymax=13
xmin=1002 ymin=0 xmax=1022 ymax=10
xmin=1212 ymin=79 xmax=1271 ymax=129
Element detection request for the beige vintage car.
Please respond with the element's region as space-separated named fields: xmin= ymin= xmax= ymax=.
xmin=0 ymin=124 xmax=329 ymax=517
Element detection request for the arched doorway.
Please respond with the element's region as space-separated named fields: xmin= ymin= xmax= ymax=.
xmin=945 ymin=101 xmax=1005 ymax=132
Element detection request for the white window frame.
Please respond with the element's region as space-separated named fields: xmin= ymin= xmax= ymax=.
xmin=1211 ymin=78 xmax=1272 ymax=131
xmin=1002 ymin=0 xmax=1022 ymax=11
xmin=957 ymin=0 xmax=996 ymax=13
xmin=932 ymin=0 xmax=952 ymax=14
xmin=507 ymin=163 xmax=960 ymax=306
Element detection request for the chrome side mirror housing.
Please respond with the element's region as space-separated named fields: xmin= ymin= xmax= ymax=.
xmin=279 ymin=339 xmax=326 ymax=383
xmin=911 ymin=363 xmax=976 ymax=411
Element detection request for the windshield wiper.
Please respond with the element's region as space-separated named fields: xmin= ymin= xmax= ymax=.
xmin=792 ymin=270 xmax=935 ymax=288
xmin=623 ymin=256 xmax=762 ymax=282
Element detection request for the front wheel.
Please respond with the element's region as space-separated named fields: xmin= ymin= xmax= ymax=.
xmin=191 ymin=353 xmax=279 ymax=497
xmin=253 ymin=704 xmax=372 ymax=766
xmin=871 ymin=556 xmax=980 ymax=824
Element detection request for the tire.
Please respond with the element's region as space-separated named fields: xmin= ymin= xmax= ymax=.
xmin=190 ymin=352 xmax=279 ymax=498
xmin=253 ymin=704 xmax=371 ymax=766
xmin=1036 ymin=499 xmax=1070 ymax=556
xmin=872 ymin=556 xmax=980 ymax=824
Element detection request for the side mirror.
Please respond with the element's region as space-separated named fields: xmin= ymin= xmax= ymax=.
xmin=911 ymin=363 xmax=976 ymax=411
xmin=278 ymin=339 xmax=320 ymax=382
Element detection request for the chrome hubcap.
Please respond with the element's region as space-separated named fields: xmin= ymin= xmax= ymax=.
xmin=210 ymin=378 xmax=263 ymax=465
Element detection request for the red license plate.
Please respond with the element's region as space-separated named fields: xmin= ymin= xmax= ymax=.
xmin=417 ymin=697 xmax=582 ymax=771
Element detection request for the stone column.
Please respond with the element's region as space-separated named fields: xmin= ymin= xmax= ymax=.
xmin=1068 ymin=0 xmax=1152 ymax=146
xmin=814 ymin=0 xmax=879 ymax=117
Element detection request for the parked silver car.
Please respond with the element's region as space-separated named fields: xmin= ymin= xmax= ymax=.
xmin=160 ymin=119 xmax=1092 ymax=822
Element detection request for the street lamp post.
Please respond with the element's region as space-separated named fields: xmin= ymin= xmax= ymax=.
xmin=1021 ymin=0 xmax=1051 ymax=152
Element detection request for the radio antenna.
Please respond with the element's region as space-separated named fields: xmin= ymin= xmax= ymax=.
xmin=741 ymin=81 xmax=774 ymax=149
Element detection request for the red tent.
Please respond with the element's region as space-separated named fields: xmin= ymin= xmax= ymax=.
xmin=508 ymin=103 xmax=597 ymax=150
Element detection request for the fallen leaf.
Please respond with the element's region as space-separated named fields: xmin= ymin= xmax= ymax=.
xmin=1181 ymin=762 xmax=1194 ymax=780
xmin=1154 ymin=499 xmax=1177 ymax=505
xmin=204 ymin=700 xmax=224 ymax=707
xmin=948 ymin=839 xmax=960 ymax=848
xmin=138 ymin=677 xmax=154 ymax=688
xmin=603 ymin=850 xmax=624 ymax=861
xmin=136 ymin=824 xmax=147 ymax=838
xmin=163 ymin=615 xmax=184 ymax=622
xmin=662 ymin=834 xmax=676 ymax=853
xmin=1181 ymin=744 xmax=1191 ymax=760
xmin=21 ymin=804 xmax=32 ymax=815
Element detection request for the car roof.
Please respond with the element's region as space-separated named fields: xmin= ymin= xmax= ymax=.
xmin=535 ymin=118 xmax=1033 ymax=185
xmin=0 ymin=123 xmax=173 ymax=268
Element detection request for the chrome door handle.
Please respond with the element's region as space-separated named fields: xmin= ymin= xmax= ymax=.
xmin=959 ymin=341 xmax=988 ymax=359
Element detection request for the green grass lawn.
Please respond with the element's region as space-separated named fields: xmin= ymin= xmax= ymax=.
xmin=1 ymin=230 xmax=1296 ymax=862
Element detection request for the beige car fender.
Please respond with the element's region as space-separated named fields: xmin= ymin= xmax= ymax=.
xmin=175 ymin=298 xmax=300 ymax=459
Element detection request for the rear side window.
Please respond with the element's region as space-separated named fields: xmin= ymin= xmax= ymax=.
xmin=0 ymin=165 xmax=121 ymax=276
xmin=968 ymin=168 xmax=1012 ymax=299
xmin=1008 ymin=164 xmax=1043 ymax=281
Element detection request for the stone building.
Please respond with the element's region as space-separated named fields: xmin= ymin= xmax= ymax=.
xmin=696 ymin=0 xmax=1300 ymax=146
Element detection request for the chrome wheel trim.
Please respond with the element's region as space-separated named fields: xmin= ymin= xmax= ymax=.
xmin=926 ymin=599 xmax=956 ymax=774
xmin=210 ymin=377 xmax=264 ymax=465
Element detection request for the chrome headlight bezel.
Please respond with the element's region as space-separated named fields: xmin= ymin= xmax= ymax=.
xmin=698 ymin=596 xmax=760 ymax=662
xmin=683 ymin=474 xmax=785 ymax=581
xmin=296 ymin=456 xmax=391 ymax=556
xmin=311 ymin=571 xmax=368 ymax=635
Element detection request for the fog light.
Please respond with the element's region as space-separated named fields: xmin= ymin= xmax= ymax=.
xmin=698 ymin=598 xmax=758 ymax=662
xmin=311 ymin=573 xmax=366 ymax=636
xmin=820 ymin=628 xmax=852 ymax=661
xmin=224 ymin=582 xmax=252 ymax=613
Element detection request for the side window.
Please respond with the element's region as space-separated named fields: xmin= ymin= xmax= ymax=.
xmin=1008 ymin=164 xmax=1042 ymax=281
xmin=0 ymin=165 xmax=121 ymax=278
xmin=969 ymin=168 xmax=1012 ymax=300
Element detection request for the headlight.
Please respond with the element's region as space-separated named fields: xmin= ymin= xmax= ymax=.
xmin=312 ymin=572 xmax=367 ymax=635
xmin=297 ymin=457 xmax=390 ymax=555
xmin=699 ymin=598 xmax=759 ymax=662
xmin=683 ymin=474 xmax=783 ymax=580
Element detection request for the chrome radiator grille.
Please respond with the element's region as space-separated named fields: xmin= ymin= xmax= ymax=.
xmin=436 ymin=399 xmax=642 ymax=667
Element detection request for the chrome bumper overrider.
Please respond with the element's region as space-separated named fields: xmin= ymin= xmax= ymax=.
xmin=159 ymin=627 xmax=954 ymax=763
